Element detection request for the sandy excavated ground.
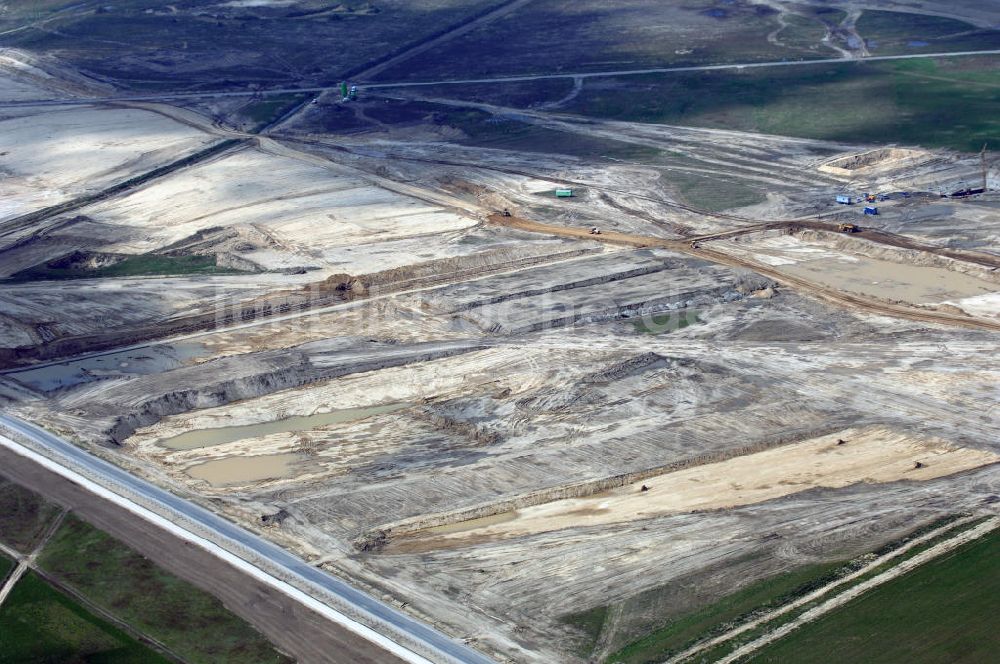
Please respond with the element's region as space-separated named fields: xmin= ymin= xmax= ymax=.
xmin=396 ymin=426 xmax=1000 ymax=551
xmin=0 ymin=69 xmax=49 ymax=101
xmin=0 ymin=106 xmax=216 ymax=221
xmin=3 ymin=36 xmax=1000 ymax=662
xmin=61 ymin=293 xmax=996 ymax=663
xmin=0 ymin=271 xmax=322 ymax=350
xmin=80 ymin=147 xmax=477 ymax=268
xmin=713 ymin=232 xmax=1000 ymax=316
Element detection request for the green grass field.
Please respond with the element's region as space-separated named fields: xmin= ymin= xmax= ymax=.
xmin=602 ymin=561 xmax=845 ymax=664
xmin=373 ymin=0 xmax=824 ymax=82
xmin=561 ymin=605 xmax=609 ymax=656
xmin=365 ymin=98 xmax=665 ymax=162
xmin=0 ymin=571 xmax=169 ymax=664
xmin=581 ymin=516 xmax=968 ymax=663
xmin=858 ymin=10 xmax=1000 ymax=56
xmin=1 ymin=0 xmax=505 ymax=92
xmin=39 ymin=515 xmax=290 ymax=664
xmin=239 ymin=93 xmax=311 ymax=130
xmin=633 ymin=310 xmax=702 ymax=335
xmin=747 ymin=528 xmax=1000 ymax=664
xmin=559 ymin=55 xmax=1000 ymax=152
xmin=0 ymin=478 xmax=62 ymax=554
xmin=663 ymin=168 xmax=767 ymax=212
xmin=453 ymin=115 xmax=662 ymax=162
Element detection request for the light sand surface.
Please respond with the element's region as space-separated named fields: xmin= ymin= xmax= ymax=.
xmin=0 ymin=70 xmax=49 ymax=101
xmin=719 ymin=235 xmax=998 ymax=306
xmin=944 ymin=292 xmax=1000 ymax=318
xmin=782 ymin=256 xmax=996 ymax=304
xmin=0 ymin=106 xmax=214 ymax=220
xmin=401 ymin=427 xmax=999 ymax=548
xmin=84 ymin=148 xmax=477 ymax=260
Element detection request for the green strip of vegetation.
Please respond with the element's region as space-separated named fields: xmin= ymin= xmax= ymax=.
xmin=9 ymin=254 xmax=239 ymax=282
xmin=747 ymin=526 xmax=1000 ymax=664
xmin=241 ymin=93 xmax=311 ymax=131
xmin=633 ymin=310 xmax=702 ymax=335
xmin=677 ymin=515 xmax=981 ymax=662
xmin=561 ymin=605 xmax=609 ymax=657
xmin=0 ymin=553 xmax=14 ymax=582
xmin=0 ymin=477 xmax=62 ymax=554
xmin=601 ymin=515 xmax=966 ymax=663
xmin=0 ymin=571 xmax=170 ymax=664
xmin=601 ymin=561 xmax=845 ymax=664
xmin=39 ymin=514 xmax=290 ymax=664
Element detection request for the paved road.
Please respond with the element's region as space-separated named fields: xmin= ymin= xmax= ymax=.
xmin=0 ymin=413 xmax=495 ymax=664
xmin=2 ymin=49 xmax=999 ymax=108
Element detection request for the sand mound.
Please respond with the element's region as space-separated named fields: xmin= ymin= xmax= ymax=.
xmin=819 ymin=148 xmax=929 ymax=176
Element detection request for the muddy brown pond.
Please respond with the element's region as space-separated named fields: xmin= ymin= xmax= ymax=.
xmin=187 ymin=453 xmax=303 ymax=487
xmin=159 ymin=403 xmax=409 ymax=450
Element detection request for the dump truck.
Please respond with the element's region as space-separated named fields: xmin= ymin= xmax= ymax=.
xmin=838 ymin=223 xmax=860 ymax=233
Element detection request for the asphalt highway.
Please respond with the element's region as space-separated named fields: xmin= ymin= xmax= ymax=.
xmin=0 ymin=413 xmax=496 ymax=664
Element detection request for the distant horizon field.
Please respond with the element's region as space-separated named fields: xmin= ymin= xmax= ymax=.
xmin=425 ymin=54 xmax=1000 ymax=153
xmin=371 ymin=2 xmax=999 ymax=83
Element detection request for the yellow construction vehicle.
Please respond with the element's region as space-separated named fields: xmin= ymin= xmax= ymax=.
xmin=838 ymin=223 xmax=860 ymax=233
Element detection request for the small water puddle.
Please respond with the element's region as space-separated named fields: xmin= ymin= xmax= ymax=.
xmin=187 ymin=453 xmax=303 ymax=487
xmin=159 ymin=403 xmax=409 ymax=450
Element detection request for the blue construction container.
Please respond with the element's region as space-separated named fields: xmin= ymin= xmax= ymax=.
xmin=864 ymin=206 xmax=879 ymax=215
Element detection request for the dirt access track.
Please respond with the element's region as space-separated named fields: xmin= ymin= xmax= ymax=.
xmin=488 ymin=214 xmax=1000 ymax=332
xmin=0 ymin=446 xmax=407 ymax=664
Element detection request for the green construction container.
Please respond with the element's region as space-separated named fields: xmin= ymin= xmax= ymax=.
xmin=340 ymin=81 xmax=349 ymax=98
xmin=555 ymin=188 xmax=574 ymax=198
